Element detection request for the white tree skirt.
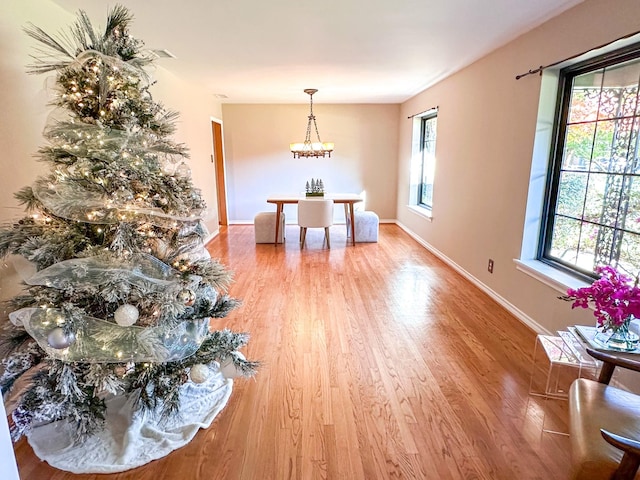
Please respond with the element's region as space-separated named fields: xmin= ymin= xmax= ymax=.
xmin=27 ymin=371 xmax=233 ymax=473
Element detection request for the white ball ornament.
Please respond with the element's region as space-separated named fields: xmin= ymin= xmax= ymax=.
xmin=114 ymin=304 xmax=139 ymax=326
xmin=189 ymin=364 xmax=209 ymax=384
xmin=176 ymin=162 xmax=192 ymax=178
xmin=160 ymin=160 xmax=177 ymax=175
xmin=125 ymin=361 xmax=136 ymax=375
xmin=151 ymin=238 xmax=169 ymax=259
xmin=177 ymin=288 xmax=196 ymax=306
xmin=47 ymin=327 xmax=76 ymax=349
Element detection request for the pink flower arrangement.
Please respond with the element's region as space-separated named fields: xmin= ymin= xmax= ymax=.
xmin=565 ymin=265 xmax=640 ymax=330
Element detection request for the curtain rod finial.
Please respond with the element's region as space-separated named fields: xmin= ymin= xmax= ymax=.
xmin=515 ymin=66 xmax=544 ymax=80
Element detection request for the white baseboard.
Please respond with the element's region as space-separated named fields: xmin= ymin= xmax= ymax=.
xmin=394 ymin=220 xmax=549 ymax=335
xmin=203 ymin=228 xmax=220 ymax=245
xmin=230 ymin=219 xmax=396 ymax=226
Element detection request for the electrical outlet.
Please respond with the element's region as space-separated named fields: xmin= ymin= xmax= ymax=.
xmin=488 ymin=259 xmax=494 ymax=273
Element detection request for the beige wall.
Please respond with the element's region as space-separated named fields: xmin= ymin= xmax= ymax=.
xmin=0 ymin=0 xmax=223 ymax=300
xmin=0 ymin=1 xmax=69 ymax=225
xmin=221 ymin=103 xmax=399 ymax=223
xmin=151 ymin=68 xmax=223 ymax=234
xmin=396 ymin=0 xmax=640 ymax=334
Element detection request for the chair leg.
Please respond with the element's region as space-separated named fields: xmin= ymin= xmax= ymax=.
xmin=300 ymin=227 xmax=307 ymax=248
xmin=613 ymin=453 xmax=640 ymax=480
xmin=325 ymin=227 xmax=330 ymax=249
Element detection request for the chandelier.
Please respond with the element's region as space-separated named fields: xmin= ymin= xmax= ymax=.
xmin=290 ymin=89 xmax=334 ymax=158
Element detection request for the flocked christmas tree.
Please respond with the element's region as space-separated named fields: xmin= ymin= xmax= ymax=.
xmin=0 ymin=6 xmax=256 ymax=471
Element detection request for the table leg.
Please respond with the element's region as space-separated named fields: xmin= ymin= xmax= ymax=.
xmin=274 ymin=203 xmax=283 ymax=246
xmin=344 ymin=204 xmax=350 ymax=238
xmin=349 ymin=202 xmax=356 ymax=246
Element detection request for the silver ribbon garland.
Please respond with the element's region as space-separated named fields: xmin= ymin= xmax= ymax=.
xmin=33 ymin=182 xmax=202 ymax=226
xmin=24 ymin=253 xmax=187 ymax=291
xmin=9 ymin=307 xmax=209 ymax=363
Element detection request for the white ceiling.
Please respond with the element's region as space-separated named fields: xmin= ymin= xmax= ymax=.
xmin=51 ymin=0 xmax=583 ymax=104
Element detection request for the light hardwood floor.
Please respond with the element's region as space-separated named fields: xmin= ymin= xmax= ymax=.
xmin=14 ymin=224 xmax=572 ymax=479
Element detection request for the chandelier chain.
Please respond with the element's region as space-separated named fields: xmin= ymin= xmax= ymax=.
xmin=290 ymin=88 xmax=333 ymax=158
xmin=305 ymin=92 xmax=323 ymax=144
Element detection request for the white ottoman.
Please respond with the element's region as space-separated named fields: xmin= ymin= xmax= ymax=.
xmin=354 ymin=211 xmax=379 ymax=243
xmin=254 ymin=212 xmax=285 ymax=243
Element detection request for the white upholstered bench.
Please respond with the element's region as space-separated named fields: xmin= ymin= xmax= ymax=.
xmin=254 ymin=212 xmax=285 ymax=243
xmin=353 ymin=211 xmax=379 ymax=243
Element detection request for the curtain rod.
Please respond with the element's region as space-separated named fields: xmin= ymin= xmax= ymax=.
xmin=515 ymin=29 xmax=640 ymax=80
xmin=407 ymin=106 xmax=438 ymax=119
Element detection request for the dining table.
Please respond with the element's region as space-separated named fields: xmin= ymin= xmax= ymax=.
xmin=266 ymin=193 xmax=363 ymax=246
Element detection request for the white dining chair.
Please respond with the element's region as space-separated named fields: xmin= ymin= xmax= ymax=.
xmin=297 ymin=199 xmax=334 ymax=248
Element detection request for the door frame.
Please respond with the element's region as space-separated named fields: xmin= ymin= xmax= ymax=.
xmin=210 ymin=118 xmax=228 ymax=226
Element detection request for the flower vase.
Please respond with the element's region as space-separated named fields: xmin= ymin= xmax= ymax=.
xmin=604 ymin=318 xmax=639 ymax=351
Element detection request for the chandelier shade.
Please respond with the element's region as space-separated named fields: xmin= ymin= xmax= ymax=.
xmin=290 ymin=89 xmax=334 ymax=158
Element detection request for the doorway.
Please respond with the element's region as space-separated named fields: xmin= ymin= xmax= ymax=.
xmin=211 ymin=120 xmax=228 ymax=226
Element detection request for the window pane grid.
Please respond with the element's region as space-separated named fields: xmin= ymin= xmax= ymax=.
xmin=566 ymin=114 xmax=640 ymax=126
xmin=554 ymin=212 xmax=640 ymax=237
xmin=543 ymin=50 xmax=640 ymax=277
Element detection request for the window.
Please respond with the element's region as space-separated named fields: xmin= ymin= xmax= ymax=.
xmin=418 ymin=113 xmax=438 ymax=209
xmin=540 ymin=43 xmax=640 ymax=280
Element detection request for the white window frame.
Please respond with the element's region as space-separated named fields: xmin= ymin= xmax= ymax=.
xmin=408 ymin=108 xmax=438 ymax=219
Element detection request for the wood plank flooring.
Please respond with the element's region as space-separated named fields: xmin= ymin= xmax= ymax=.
xmin=13 ymin=224 xmax=572 ymax=479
